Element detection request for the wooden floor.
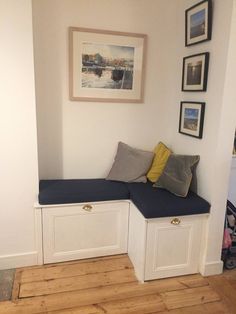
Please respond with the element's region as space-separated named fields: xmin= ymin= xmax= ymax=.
xmin=0 ymin=255 xmax=235 ymax=314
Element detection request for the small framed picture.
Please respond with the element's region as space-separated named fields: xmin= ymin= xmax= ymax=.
xmin=179 ymin=101 xmax=205 ymax=139
xmin=182 ymin=52 xmax=209 ymax=92
xmin=185 ymin=0 xmax=212 ymax=46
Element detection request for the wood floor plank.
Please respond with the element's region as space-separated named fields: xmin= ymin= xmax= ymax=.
xmin=227 ymin=279 xmax=236 ymax=290
xmin=19 ymin=268 xmax=137 ymax=298
xmin=207 ymin=274 xmax=236 ymax=314
xmin=99 ymin=294 xmax=166 ymax=314
xmin=47 ymin=305 xmax=104 ymax=314
xmin=160 ymin=286 xmax=221 ymax=310
xmin=221 ymin=268 xmax=236 ymax=280
xmin=177 ymin=274 xmax=209 ymax=288
xmin=17 ymin=254 xmax=125 ymax=279
xmin=154 ymin=301 xmax=229 ymax=313
xmin=0 ymin=279 xmax=186 ymax=314
xmin=11 ymin=269 xmax=22 ymax=301
xmin=20 ymin=255 xmax=131 ymax=283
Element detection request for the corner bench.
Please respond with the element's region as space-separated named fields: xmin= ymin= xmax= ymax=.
xmin=36 ymin=179 xmax=210 ymax=281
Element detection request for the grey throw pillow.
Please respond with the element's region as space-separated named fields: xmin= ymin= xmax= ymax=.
xmin=153 ymin=154 xmax=200 ymax=197
xmin=106 ymin=142 xmax=154 ymax=183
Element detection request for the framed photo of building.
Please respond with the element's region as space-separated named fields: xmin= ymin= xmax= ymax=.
xmin=182 ymin=52 xmax=209 ymax=92
xmin=185 ymin=0 xmax=212 ymax=46
xmin=69 ymin=27 xmax=147 ymax=103
xmin=179 ymin=101 xmax=205 ymax=139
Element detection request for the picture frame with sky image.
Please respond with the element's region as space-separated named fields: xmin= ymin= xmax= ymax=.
xmin=179 ymin=101 xmax=205 ymax=139
xmin=185 ymin=0 xmax=212 ymax=46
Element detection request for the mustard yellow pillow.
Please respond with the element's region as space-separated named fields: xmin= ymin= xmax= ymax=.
xmin=147 ymin=142 xmax=172 ymax=183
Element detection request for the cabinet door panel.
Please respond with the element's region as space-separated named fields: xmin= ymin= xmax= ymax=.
xmin=42 ymin=202 xmax=129 ymax=263
xmin=145 ymin=216 xmax=203 ymax=280
xmin=153 ymin=225 xmax=191 ymax=268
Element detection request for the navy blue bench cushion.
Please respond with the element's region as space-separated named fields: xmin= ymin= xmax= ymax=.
xmin=39 ymin=179 xmax=130 ymax=205
xmin=39 ymin=179 xmax=210 ymax=219
xmin=127 ymin=181 xmax=210 ymax=219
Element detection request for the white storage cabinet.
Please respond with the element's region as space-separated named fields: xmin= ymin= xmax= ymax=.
xmin=41 ymin=201 xmax=130 ymax=264
xmin=128 ymin=202 xmax=208 ymax=281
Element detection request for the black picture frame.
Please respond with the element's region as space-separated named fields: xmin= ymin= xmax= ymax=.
xmin=182 ymin=52 xmax=209 ymax=92
xmin=233 ymin=129 xmax=236 ymax=155
xmin=185 ymin=0 xmax=212 ymax=47
xmin=179 ymin=101 xmax=205 ymax=139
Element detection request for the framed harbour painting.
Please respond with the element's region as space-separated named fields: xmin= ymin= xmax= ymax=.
xmin=182 ymin=52 xmax=209 ymax=92
xmin=179 ymin=101 xmax=205 ymax=139
xmin=185 ymin=0 xmax=212 ymax=46
xmin=69 ymin=27 xmax=146 ymax=103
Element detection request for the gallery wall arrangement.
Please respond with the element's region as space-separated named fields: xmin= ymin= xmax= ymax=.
xmin=69 ymin=27 xmax=147 ymax=103
xmin=179 ymin=0 xmax=212 ymax=140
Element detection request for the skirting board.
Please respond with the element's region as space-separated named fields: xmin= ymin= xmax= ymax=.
xmin=0 ymin=252 xmax=38 ymax=270
xmin=199 ymin=260 xmax=224 ymax=276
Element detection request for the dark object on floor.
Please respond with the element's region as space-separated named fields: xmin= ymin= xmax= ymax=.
xmin=0 ymin=269 xmax=15 ymax=301
xmin=222 ymin=200 xmax=236 ymax=269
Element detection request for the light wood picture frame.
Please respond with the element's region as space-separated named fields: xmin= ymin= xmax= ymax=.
xmin=69 ymin=27 xmax=147 ymax=103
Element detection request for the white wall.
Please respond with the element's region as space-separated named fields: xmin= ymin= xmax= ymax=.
xmin=170 ymin=0 xmax=236 ymax=274
xmin=33 ymin=0 xmax=178 ymax=179
xmin=0 ymin=0 xmax=39 ymax=269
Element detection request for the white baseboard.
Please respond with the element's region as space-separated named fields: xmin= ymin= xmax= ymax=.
xmin=0 ymin=251 xmax=38 ymax=270
xmin=199 ymin=260 xmax=224 ymax=276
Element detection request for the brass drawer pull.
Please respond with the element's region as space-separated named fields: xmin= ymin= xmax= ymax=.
xmin=171 ymin=218 xmax=181 ymax=225
xmin=82 ymin=204 xmax=93 ymax=212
